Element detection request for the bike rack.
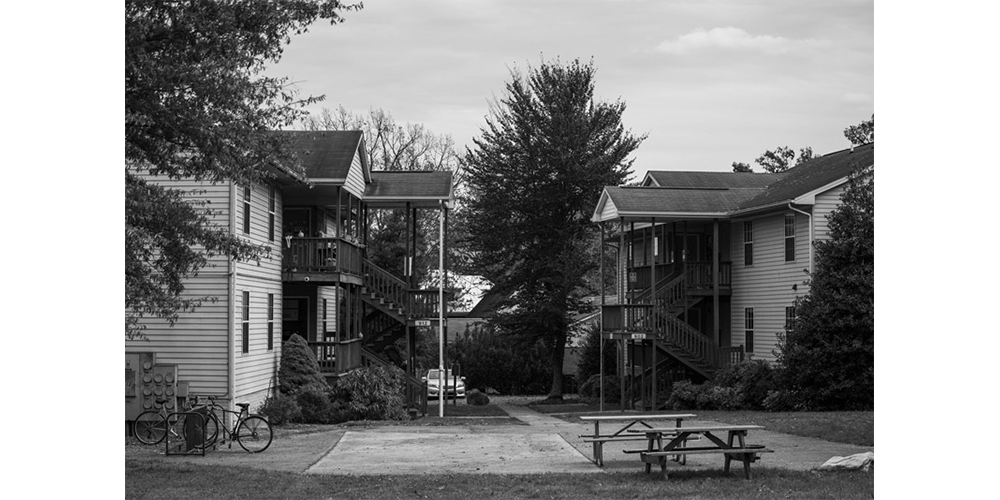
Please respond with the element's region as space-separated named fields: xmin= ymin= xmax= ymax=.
xmin=165 ymin=411 xmax=207 ymax=456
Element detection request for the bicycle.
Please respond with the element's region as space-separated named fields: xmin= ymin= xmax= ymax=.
xmin=133 ymin=398 xmax=213 ymax=448
xmin=194 ymin=395 xmax=273 ymax=453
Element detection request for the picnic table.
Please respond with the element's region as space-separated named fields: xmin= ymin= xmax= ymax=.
xmin=578 ymin=414 xmax=695 ymax=466
xmin=629 ymin=424 xmax=774 ymax=479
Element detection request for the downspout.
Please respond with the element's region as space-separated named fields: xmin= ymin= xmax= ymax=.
xmin=787 ymin=204 xmax=814 ymax=275
xmin=226 ymin=182 xmax=237 ymax=405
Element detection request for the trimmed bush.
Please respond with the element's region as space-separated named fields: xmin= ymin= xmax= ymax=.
xmin=278 ymin=334 xmax=328 ymax=396
xmin=334 ymin=365 xmax=408 ymax=421
xmin=466 ymin=389 xmax=490 ymax=406
xmin=256 ymin=393 xmax=301 ymax=426
xmin=578 ymin=374 xmax=621 ymax=403
xmin=665 ymin=380 xmax=703 ymax=410
xmin=713 ymin=359 xmax=777 ymax=410
xmin=297 ymin=386 xmax=335 ymax=424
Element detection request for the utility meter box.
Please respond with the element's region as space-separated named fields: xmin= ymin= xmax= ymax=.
xmin=125 ymin=353 xmax=179 ymax=421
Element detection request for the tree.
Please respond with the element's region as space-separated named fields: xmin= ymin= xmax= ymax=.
xmin=844 ymin=114 xmax=875 ymax=146
xmin=125 ymin=1 xmax=360 ymax=338
xmin=732 ymin=146 xmax=812 ymax=173
xmin=463 ymin=58 xmax=645 ymax=399
xmin=773 ymin=163 xmax=874 ymax=410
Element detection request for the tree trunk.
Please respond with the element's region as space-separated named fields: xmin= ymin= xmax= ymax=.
xmin=547 ymin=330 xmax=567 ymax=400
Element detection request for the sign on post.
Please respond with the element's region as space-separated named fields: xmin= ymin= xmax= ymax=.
xmin=415 ymin=320 xmax=431 ymax=327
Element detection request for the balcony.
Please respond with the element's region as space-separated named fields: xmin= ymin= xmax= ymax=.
xmin=282 ymin=237 xmax=364 ymax=284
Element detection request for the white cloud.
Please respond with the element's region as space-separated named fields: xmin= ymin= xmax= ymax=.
xmin=656 ymin=26 xmax=821 ymax=56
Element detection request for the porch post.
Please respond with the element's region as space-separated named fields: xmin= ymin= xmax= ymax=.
xmin=713 ymin=218 xmax=720 ymax=345
xmin=404 ymin=202 xmax=411 ymax=283
xmin=683 ymin=221 xmax=688 ymax=329
xmin=599 ymin=222 xmax=605 ymax=412
xmin=336 ymin=187 xmax=343 ymax=274
xmin=619 ymin=217 xmax=626 ymax=412
xmin=438 ymin=200 xmax=446 ymax=418
xmin=650 ymin=217 xmax=657 ymax=410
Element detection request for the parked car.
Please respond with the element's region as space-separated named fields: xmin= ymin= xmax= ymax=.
xmin=423 ymin=369 xmax=466 ymax=399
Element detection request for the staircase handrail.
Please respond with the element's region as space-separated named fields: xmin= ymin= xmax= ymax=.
xmin=362 ymin=259 xmax=409 ymax=313
xmin=657 ymin=312 xmax=737 ymax=371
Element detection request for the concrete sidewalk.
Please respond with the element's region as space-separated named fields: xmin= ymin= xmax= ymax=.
xmin=303 ymin=404 xmax=873 ymax=476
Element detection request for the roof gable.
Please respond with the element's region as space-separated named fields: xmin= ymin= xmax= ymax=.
xmin=593 ymin=143 xmax=874 ymax=221
xmin=275 ymin=130 xmax=369 ymax=183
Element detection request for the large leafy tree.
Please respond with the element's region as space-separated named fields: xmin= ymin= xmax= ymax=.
xmin=844 ymin=114 xmax=875 ymax=146
xmin=732 ymin=146 xmax=813 ymax=173
xmin=774 ymin=162 xmax=874 ymax=410
xmin=463 ymin=58 xmax=645 ymax=399
xmin=125 ymin=0 xmax=360 ymax=338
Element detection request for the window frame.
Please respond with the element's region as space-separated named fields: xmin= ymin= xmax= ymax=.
xmin=267 ymin=293 xmax=274 ymax=351
xmin=743 ymin=221 xmax=754 ymax=267
xmin=242 ymin=185 xmax=252 ymax=235
xmin=268 ymin=185 xmax=276 ymax=242
xmin=744 ymin=307 xmax=754 ymax=353
xmin=785 ymin=305 xmax=796 ymax=330
xmin=784 ymin=214 xmax=796 ymax=262
xmin=241 ymin=291 xmax=250 ymax=354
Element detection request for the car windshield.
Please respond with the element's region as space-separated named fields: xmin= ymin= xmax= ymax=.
xmin=427 ymin=370 xmax=455 ymax=379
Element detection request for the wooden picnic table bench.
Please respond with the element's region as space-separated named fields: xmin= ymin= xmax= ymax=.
xmin=631 ymin=424 xmax=774 ymax=479
xmin=577 ymin=414 xmax=696 ymax=466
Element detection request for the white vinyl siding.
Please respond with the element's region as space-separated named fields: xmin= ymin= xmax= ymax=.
xmin=126 ymin=175 xmax=234 ymax=397
xmin=730 ymin=212 xmax=809 ymax=362
xmin=344 ymin=150 xmax=367 ymax=199
xmin=236 ymin=182 xmax=284 ymax=281
xmin=233 ymin=273 xmax=282 ymax=410
xmin=813 ymin=183 xmax=847 ymax=244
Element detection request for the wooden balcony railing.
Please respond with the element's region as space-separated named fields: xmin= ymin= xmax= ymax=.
xmin=283 ymin=237 xmax=363 ymax=276
xmin=685 ymin=261 xmax=732 ymax=289
xmin=409 ymin=290 xmax=442 ymax=319
xmin=601 ymin=304 xmax=655 ymax=333
xmin=628 ymin=262 xmax=731 ymax=292
xmin=308 ymin=339 xmax=363 ymax=373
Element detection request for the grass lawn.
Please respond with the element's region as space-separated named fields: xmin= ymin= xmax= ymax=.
xmin=126 ymin=460 xmax=873 ymax=500
xmin=528 ymin=399 xmax=873 ymax=447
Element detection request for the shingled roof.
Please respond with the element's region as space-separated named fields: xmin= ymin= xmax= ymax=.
xmin=644 ymin=171 xmax=780 ymax=189
xmin=277 ymin=130 xmax=366 ymax=180
xmin=593 ymin=143 xmax=874 ymax=222
xmin=364 ymin=171 xmax=454 ymax=208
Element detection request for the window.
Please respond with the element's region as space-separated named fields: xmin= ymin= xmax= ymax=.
xmin=784 ymin=214 xmax=796 ymax=262
xmin=785 ymin=306 xmax=796 ymax=330
xmin=744 ymin=307 xmax=754 ymax=353
xmin=322 ymin=298 xmax=328 ymax=336
xmin=242 ymin=186 xmax=251 ymax=235
xmin=743 ymin=221 xmax=753 ymax=266
xmin=268 ymin=186 xmax=276 ymax=241
xmin=242 ymin=291 xmax=250 ymax=353
xmin=267 ymin=293 xmax=274 ymax=351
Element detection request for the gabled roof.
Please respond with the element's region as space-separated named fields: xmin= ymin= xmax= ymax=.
xmin=277 ymin=130 xmax=369 ymax=183
xmin=592 ymin=143 xmax=874 ymax=222
xmin=643 ymin=171 xmax=780 ymax=188
xmin=364 ymin=171 xmax=454 ymax=208
xmin=733 ymin=143 xmax=874 ymax=214
xmin=597 ymin=186 xmax=765 ymax=220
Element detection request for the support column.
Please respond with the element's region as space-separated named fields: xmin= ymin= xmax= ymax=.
xmin=713 ymin=218 xmax=720 ymax=345
xmin=599 ymin=222 xmax=605 ymax=412
xmin=650 ymin=217 xmax=657 ymax=410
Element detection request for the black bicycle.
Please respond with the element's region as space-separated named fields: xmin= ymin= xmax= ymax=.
xmin=194 ymin=395 xmax=273 ymax=453
xmin=133 ymin=398 xmax=202 ymax=446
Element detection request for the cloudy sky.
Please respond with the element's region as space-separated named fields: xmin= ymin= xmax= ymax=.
xmin=267 ymin=0 xmax=873 ymax=181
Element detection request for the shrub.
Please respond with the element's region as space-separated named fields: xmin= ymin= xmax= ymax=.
xmin=664 ymin=380 xmax=703 ymax=410
xmin=296 ymin=386 xmax=336 ymax=424
xmin=578 ymin=374 xmax=621 ymax=403
xmin=334 ymin=365 xmax=408 ymax=421
xmin=466 ymin=389 xmax=490 ymax=406
xmin=575 ymin=321 xmax=617 ymax=382
xmin=762 ymin=389 xmax=808 ymax=412
xmin=256 ymin=394 xmax=301 ymax=426
xmin=713 ymin=359 xmax=777 ymax=410
xmin=278 ymin=334 xmax=328 ymax=396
